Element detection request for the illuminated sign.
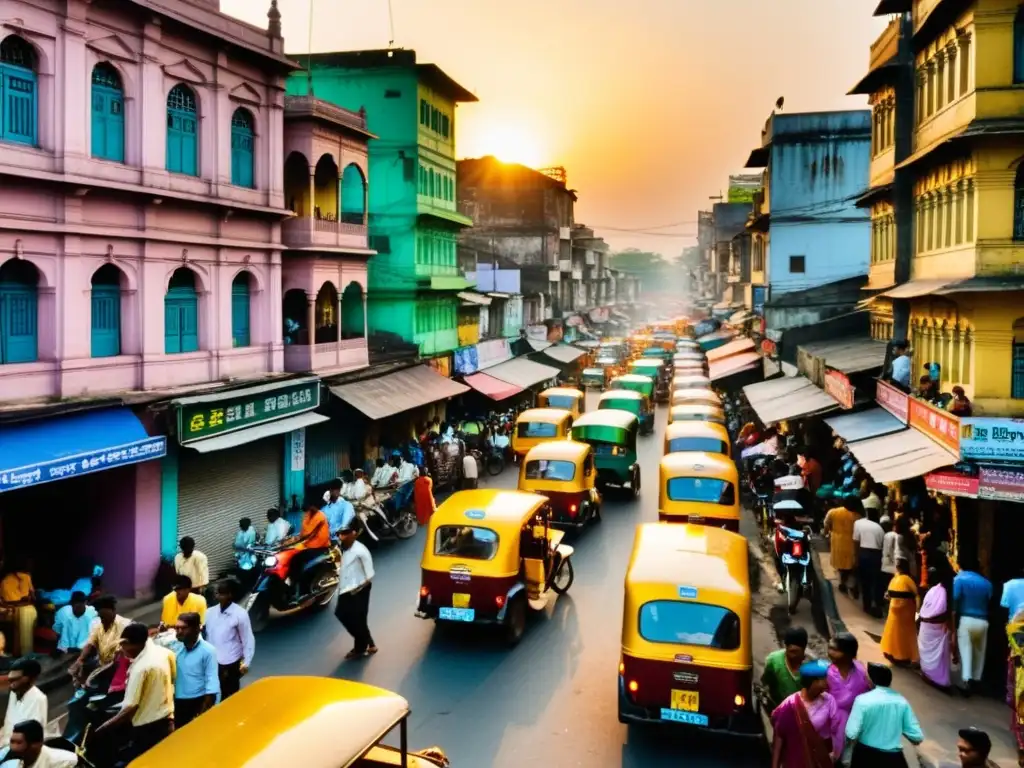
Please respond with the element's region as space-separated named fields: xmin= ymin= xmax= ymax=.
xmin=176 ymin=379 xmax=320 ymax=445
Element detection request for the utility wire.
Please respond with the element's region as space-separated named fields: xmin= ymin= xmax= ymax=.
xmin=387 ymin=0 xmax=396 ymax=47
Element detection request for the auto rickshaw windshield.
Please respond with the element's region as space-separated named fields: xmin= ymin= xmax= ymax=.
xmin=544 ymin=395 xmax=579 ymax=409
xmin=639 ymin=600 xmax=742 ymax=649
xmin=666 ymin=476 xmax=736 ymax=505
xmin=666 ymin=435 xmax=729 ymax=455
xmin=524 ymin=459 xmax=576 ymax=481
xmin=518 ymin=421 xmax=559 ymax=438
xmin=434 ymin=525 xmax=500 ymax=560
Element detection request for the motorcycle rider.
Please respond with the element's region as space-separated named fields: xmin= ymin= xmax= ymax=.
xmin=321 ymin=479 xmax=355 ymax=538
xmin=264 ymin=507 xmax=291 ymax=547
xmin=281 ymin=503 xmax=333 ymax=601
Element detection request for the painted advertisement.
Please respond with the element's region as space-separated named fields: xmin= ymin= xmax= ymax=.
xmin=978 ymin=466 xmax=1024 ymax=503
xmin=959 ymin=417 xmax=1024 ymax=462
xmin=908 ymin=397 xmax=960 ymax=455
xmin=824 ymin=369 xmax=854 ymax=410
xmin=727 ymin=174 xmax=762 ymax=203
xmin=875 ymin=380 xmax=909 ymax=424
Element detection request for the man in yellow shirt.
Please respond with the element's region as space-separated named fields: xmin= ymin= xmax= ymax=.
xmin=159 ymin=576 xmax=207 ymax=630
xmin=0 ymin=558 xmax=36 ymax=656
xmin=68 ymin=595 xmax=130 ymax=684
xmin=173 ymin=537 xmax=209 ymax=593
xmin=95 ymin=622 xmax=175 ymax=760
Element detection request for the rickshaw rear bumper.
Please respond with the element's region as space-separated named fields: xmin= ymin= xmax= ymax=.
xmin=616 ymin=678 xmax=761 ymax=737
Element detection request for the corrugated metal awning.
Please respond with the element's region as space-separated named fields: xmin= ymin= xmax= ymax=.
xmin=329 ymin=365 xmax=469 ymax=420
xmin=825 ymin=407 xmax=905 ymax=443
xmin=542 ymin=344 xmax=586 ymax=364
xmin=877 ymin=278 xmax=956 ymax=299
xmin=457 ymin=291 xmax=492 ymax=306
xmin=484 ymin=357 xmax=560 ymax=389
xmin=462 ymin=372 xmax=523 ymax=401
xmin=706 ymin=337 xmax=756 ymax=362
xmin=846 ymin=429 xmax=956 ymax=484
xmin=709 ymin=352 xmax=761 ymax=381
xmin=799 ymin=336 xmax=888 ymax=374
xmin=742 ymin=375 xmax=838 ymax=425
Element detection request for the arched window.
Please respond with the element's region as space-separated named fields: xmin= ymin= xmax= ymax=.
xmin=340 ymin=164 xmax=366 ymax=224
xmin=0 ymin=35 xmax=37 ymax=146
xmin=1013 ymin=318 xmax=1024 ymax=399
xmin=166 ymin=84 xmax=198 ymax=176
xmin=91 ymin=264 xmax=122 ymax=358
xmin=231 ymin=272 xmax=252 ymax=348
xmin=282 ymin=288 xmax=308 ymax=345
xmin=1015 ymin=9 xmax=1024 ymax=84
xmin=1015 ymin=164 xmax=1024 ymax=241
xmin=230 ymin=108 xmax=255 ymax=188
xmin=341 ymin=282 xmax=365 ymax=339
xmin=91 ymin=63 xmax=124 ymax=162
xmin=0 ymin=259 xmax=38 ymax=363
xmin=165 ymin=268 xmax=199 ymax=353
xmin=315 ymin=282 xmax=338 ymax=344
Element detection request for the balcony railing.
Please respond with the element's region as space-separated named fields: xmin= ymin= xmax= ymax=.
xmin=282 ymin=213 xmax=368 ymax=251
xmin=283 ymin=337 xmax=369 ymax=374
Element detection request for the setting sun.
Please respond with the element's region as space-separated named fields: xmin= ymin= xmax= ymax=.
xmin=463 ymin=119 xmax=546 ymax=169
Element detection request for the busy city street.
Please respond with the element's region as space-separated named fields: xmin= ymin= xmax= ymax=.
xmin=246 ymin=391 xmax=778 ymax=767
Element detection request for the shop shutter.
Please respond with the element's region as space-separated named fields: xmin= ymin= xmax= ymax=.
xmin=304 ymin=420 xmax=349 ymax=490
xmin=177 ymin=437 xmax=282 ymax=578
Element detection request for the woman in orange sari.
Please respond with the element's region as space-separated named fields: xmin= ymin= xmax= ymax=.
xmin=414 ymin=465 xmax=437 ymax=526
xmin=881 ymin=558 xmax=919 ymax=665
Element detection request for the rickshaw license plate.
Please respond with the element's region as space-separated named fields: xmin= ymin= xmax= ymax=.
xmin=670 ymin=689 xmax=699 ymax=712
xmin=452 ymin=593 xmax=471 ymax=608
xmin=660 ymin=709 xmax=709 ymax=726
xmin=439 ymin=607 xmax=475 ymax=622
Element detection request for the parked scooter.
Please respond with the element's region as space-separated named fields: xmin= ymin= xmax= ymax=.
xmin=243 ymin=542 xmax=341 ymax=632
xmin=773 ymin=499 xmax=815 ymax=614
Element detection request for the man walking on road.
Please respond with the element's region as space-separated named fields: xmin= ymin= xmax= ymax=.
xmin=853 ymin=503 xmax=886 ymax=616
xmin=845 ymin=662 xmax=923 ymax=767
xmin=204 ymin=579 xmax=254 ymax=699
xmin=335 ymin=522 xmax=377 ymax=661
xmin=938 ymin=727 xmax=1001 ymax=767
xmin=953 ymin=557 xmax=993 ymax=695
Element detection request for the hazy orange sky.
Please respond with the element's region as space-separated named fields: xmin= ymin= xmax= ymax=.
xmin=223 ymin=0 xmax=887 ymax=254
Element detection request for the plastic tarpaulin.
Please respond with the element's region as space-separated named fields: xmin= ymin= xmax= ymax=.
xmin=742 ymin=375 xmax=838 ymax=424
xmin=709 ymin=352 xmax=762 ymax=381
xmin=845 ymin=429 xmax=956 ymax=484
xmin=462 ymin=373 xmax=523 ymax=401
xmin=329 ymin=365 xmax=469 ymax=420
xmin=825 ymin=407 xmax=905 ymax=443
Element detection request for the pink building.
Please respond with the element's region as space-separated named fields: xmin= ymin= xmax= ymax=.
xmin=0 ymin=1 xmax=374 ymax=601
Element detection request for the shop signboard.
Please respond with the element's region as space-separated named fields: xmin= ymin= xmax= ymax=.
xmin=908 ymin=397 xmax=960 ymax=455
xmin=978 ymin=466 xmax=1024 ymax=503
xmin=425 ymin=354 xmax=452 ymax=378
xmin=477 ymin=338 xmax=511 ymax=369
xmin=824 ymin=369 xmax=854 ymax=409
xmin=924 ymin=470 xmax=979 ymax=498
xmin=875 ymin=380 xmax=909 ymax=424
xmin=453 ymin=346 xmax=480 ymax=375
xmin=290 ymin=429 xmax=306 ymax=472
xmin=727 ymin=174 xmax=762 ymax=203
xmin=176 ymin=378 xmax=320 ymax=445
xmin=959 ymin=417 xmax=1024 ymax=462
xmin=0 ymin=435 xmax=167 ymax=493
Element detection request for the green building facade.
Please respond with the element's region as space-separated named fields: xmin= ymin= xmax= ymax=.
xmin=287 ymin=50 xmax=475 ymax=358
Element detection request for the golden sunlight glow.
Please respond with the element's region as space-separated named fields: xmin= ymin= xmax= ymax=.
xmin=475 ymin=121 xmax=545 ymax=168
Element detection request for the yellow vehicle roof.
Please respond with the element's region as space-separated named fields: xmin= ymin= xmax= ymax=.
xmin=670 ymin=403 xmax=725 ymax=417
xmin=429 ymin=489 xmax=548 ymax=532
xmin=660 ymin=451 xmax=738 ymax=481
xmin=129 ymin=677 xmax=408 ymax=768
xmin=516 ymin=407 xmax=574 ymax=424
xmin=599 ymin=389 xmax=645 ymax=402
xmin=664 ymin=420 xmax=731 ymax=442
xmin=672 ymin=374 xmax=711 ymax=384
xmin=540 ymin=387 xmax=584 ymax=400
xmin=625 ymin=523 xmax=749 ymax=597
xmin=672 ymin=388 xmax=720 ymax=402
xmin=523 ymin=439 xmax=591 ymax=463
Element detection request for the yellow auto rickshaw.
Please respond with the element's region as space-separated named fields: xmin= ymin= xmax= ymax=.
xmin=668 ymin=403 xmax=727 ymax=425
xmin=129 ymin=677 xmax=450 ymax=767
xmin=658 ymin=451 xmax=740 ymax=530
xmin=519 ymin=440 xmax=602 ymax=528
xmin=537 ymin=387 xmax=586 ymax=418
xmin=671 ymin=387 xmax=722 ymax=409
xmin=664 ymin=421 xmax=732 ymax=458
xmin=512 ymin=407 xmax=574 ymax=459
xmin=416 ymin=490 xmax=575 ymax=644
xmin=672 ymin=374 xmax=712 ymax=391
xmin=618 ymin=523 xmax=756 ymax=735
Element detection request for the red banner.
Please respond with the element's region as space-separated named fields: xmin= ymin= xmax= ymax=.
xmin=925 ymin=471 xmax=979 ymax=498
xmin=875 ymin=380 xmax=909 ymax=423
xmin=908 ymin=397 xmax=960 ymax=456
xmin=824 ymin=369 xmax=854 ymax=410
xmin=978 ymin=466 xmax=1024 ymax=503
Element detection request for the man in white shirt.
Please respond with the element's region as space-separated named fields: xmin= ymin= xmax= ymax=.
xmin=396 ymin=455 xmax=419 ymax=485
xmin=370 ymin=458 xmax=397 ymax=489
xmin=0 ymin=658 xmax=46 ymax=751
xmin=334 ymin=522 xmax=377 ymax=661
xmin=264 ymin=507 xmax=291 ymax=546
xmin=341 ymin=470 xmax=369 ymax=504
xmin=462 ymin=452 xmax=479 ymax=489
xmin=852 ymin=501 xmax=886 ymax=617
xmin=7 ymin=720 xmax=77 ymax=768
xmin=174 ymin=537 xmax=209 ymax=592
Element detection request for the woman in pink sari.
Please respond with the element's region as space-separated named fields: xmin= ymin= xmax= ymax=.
xmin=771 ymin=660 xmax=843 ymax=768
xmin=918 ymin=566 xmax=953 ymax=689
xmin=827 ymin=632 xmax=872 ymax=765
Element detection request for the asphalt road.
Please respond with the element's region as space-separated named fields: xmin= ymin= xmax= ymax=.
xmin=249 ymin=392 xmax=773 ymax=767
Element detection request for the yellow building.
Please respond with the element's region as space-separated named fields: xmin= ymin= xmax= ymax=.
xmin=867 ymin=0 xmax=1024 ymax=415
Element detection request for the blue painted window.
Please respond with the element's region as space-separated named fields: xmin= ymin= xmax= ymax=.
xmin=1015 ymin=10 xmax=1024 ymax=84
xmin=0 ymin=259 xmax=38 ymax=363
xmin=231 ymin=272 xmax=251 ymax=348
xmin=91 ymin=63 xmax=124 ymax=162
xmin=165 ymin=268 xmax=199 ymax=354
xmin=341 ymin=164 xmax=365 ymax=224
xmin=166 ymin=84 xmax=198 ymax=176
xmin=1014 ymin=342 xmax=1024 ymax=400
xmin=230 ymin=108 xmax=255 ymax=188
xmin=0 ymin=36 xmax=37 ymax=146
xmin=90 ymin=265 xmax=121 ymax=358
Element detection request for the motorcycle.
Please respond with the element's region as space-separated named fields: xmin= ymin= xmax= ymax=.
xmin=61 ymin=658 xmax=124 ymax=767
xmin=243 ymin=542 xmax=341 ymax=632
xmin=773 ymin=499 xmax=815 ymax=614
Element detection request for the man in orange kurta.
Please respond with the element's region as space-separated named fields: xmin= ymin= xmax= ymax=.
xmin=823 ymin=504 xmax=860 ymax=595
xmin=414 ymin=469 xmax=436 ymax=526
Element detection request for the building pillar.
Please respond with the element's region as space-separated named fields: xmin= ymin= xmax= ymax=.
xmin=159 ymin=444 xmax=179 ymax=558
xmin=306 ymin=293 xmax=316 ymax=345
xmin=283 ymin=430 xmax=305 ymax=513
